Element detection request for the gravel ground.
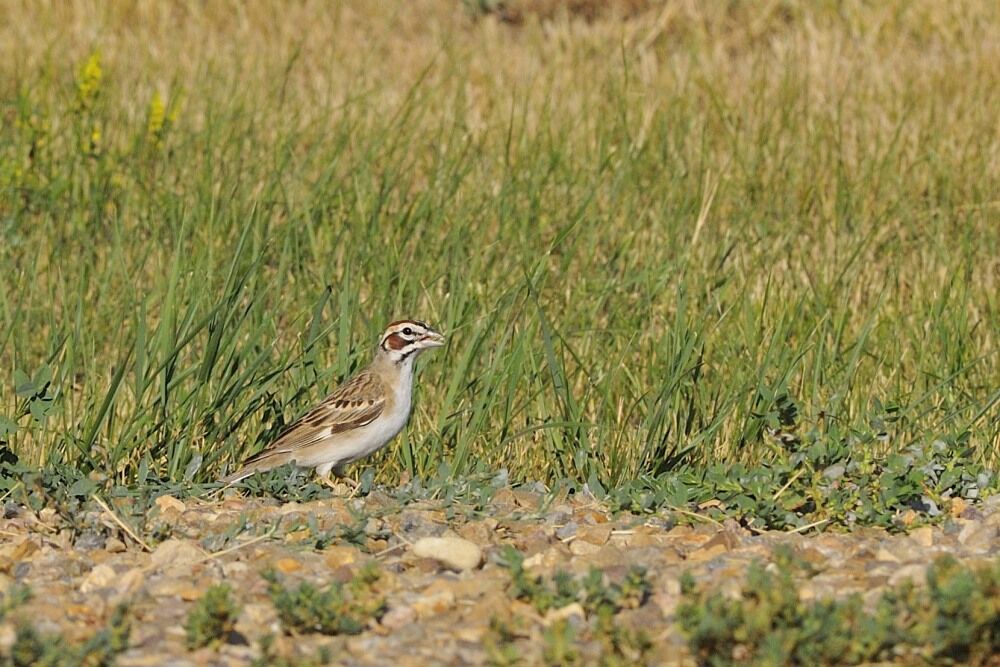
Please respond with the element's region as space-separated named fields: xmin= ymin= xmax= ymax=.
xmin=2 ymin=488 xmax=999 ymax=665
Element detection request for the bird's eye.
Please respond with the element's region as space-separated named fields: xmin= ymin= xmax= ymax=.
xmin=402 ymin=327 xmax=413 ymax=336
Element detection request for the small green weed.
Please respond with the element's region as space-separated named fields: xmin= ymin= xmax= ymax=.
xmin=284 ymin=512 xmax=372 ymax=551
xmin=605 ymin=435 xmax=995 ymax=531
xmin=488 ymin=612 xmax=654 ymax=666
xmin=490 ymin=547 xmax=654 ymax=664
xmin=3 ymin=602 xmax=131 ymax=666
xmin=679 ymin=552 xmax=1000 ymax=666
xmin=251 ymin=634 xmax=332 ymax=667
xmin=541 ymin=620 xmax=581 ymax=666
xmin=264 ymin=562 xmax=386 ymax=635
xmin=500 ymin=545 xmax=651 ymax=616
xmin=485 ymin=615 xmax=527 ymax=666
xmin=0 ymin=584 xmax=31 ymax=621
xmin=184 ymin=584 xmax=241 ymax=649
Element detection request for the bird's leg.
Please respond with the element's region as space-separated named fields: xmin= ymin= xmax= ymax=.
xmin=315 ymin=465 xmax=358 ymax=495
xmin=315 ymin=465 xmax=342 ymax=492
xmin=333 ymin=465 xmax=361 ymax=499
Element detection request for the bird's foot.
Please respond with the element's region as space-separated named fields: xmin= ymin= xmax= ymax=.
xmin=316 ymin=472 xmax=359 ymax=496
xmin=340 ymin=475 xmax=362 ymax=500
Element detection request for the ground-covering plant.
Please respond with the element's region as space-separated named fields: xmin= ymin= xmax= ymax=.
xmin=2 ymin=602 xmax=131 ymax=666
xmin=0 ymin=584 xmax=30 ymax=622
xmin=500 ymin=545 xmax=651 ymax=616
xmin=184 ymin=583 xmax=241 ymax=649
xmin=679 ymin=549 xmax=1000 ymax=666
xmin=263 ymin=563 xmax=386 ymax=635
xmin=488 ymin=546 xmax=654 ymax=664
xmin=602 ymin=434 xmax=995 ymax=531
xmin=0 ymin=2 xmax=997 ymax=502
xmin=251 ymin=634 xmax=332 ymax=667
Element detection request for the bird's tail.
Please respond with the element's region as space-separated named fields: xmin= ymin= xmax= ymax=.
xmin=220 ymin=450 xmax=293 ymax=484
xmin=220 ymin=467 xmax=255 ymax=484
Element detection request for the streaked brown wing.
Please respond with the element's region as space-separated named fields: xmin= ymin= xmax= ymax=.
xmin=242 ymin=371 xmax=386 ymax=463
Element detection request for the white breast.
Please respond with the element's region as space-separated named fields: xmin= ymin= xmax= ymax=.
xmin=334 ymin=359 xmax=414 ymax=465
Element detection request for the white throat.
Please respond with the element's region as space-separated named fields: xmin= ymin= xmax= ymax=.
xmin=394 ymin=354 xmax=416 ymax=405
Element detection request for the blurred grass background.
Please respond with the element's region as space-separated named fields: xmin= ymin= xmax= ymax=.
xmin=1 ymin=0 xmax=997 ymax=488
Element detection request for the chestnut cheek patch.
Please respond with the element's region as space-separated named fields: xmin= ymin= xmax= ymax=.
xmin=385 ymin=332 xmax=408 ymax=350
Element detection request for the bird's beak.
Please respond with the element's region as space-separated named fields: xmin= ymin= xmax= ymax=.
xmin=422 ymin=330 xmax=446 ymax=348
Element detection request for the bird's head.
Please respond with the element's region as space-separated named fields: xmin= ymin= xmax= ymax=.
xmin=378 ymin=319 xmax=445 ymax=364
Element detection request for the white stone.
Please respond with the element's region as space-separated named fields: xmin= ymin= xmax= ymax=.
xmin=149 ymin=538 xmax=207 ymax=571
xmin=411 ymin=536 xmax=483 ymax=571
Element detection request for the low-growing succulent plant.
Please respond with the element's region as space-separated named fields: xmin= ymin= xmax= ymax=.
xmin=263 ymin=562 xmax=386 ymax=636
xmin=184 ymin=584 xmax=241 ymax=649
xmin=491 ymin=547 xmax=654 ymax=664
xmin=500 ymin=545 xmax=651 ymax=616
xmin=679 ymin=552 xmax=1000 ymax=666
xmin=4 ymin=602 xmax=131 ymax=666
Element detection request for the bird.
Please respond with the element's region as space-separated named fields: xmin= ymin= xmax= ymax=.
xmin=222 ymin=319 xmax=445 ymax=488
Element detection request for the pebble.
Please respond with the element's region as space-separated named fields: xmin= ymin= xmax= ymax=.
xmin=957 ymin=521 xmax=997 ymax=548
xmin=569 ymin=540 xmax=601 ymax=556
xmin=381 ymin=605 xmax=418 ymax=629
xmin=149 ymin=580 xmax=203 ymax=600
xmin=274 ymin=557 xmax=303 ymax=574
xmin=576 ymin=524 xmax=612 ymax=546
xmin=80 ymin=564 xmax=117 ymax=593
xmin=412 ymin=536 xmax=483 ymax=571
xmin=909 ymin=526 xmax=934 ymax=547
xmin=554 ymin=521 xmax=579 ymax=540
xmin=523 ymin=546 xmax=570 ymax=571
xmin=584 ymin=545 xmax=626 ymax=569
xmin=457 ymin=521 xmax=494 ymax=545
xmin=149 ymin=539 xmax=207 ymax=572
xmin=411 ymin=586 xmax=456 ymax=618
xmin=75 ymin=531 xmax=107 ymax=551
xmin=154 ymin=495 xmax=186 ymax=515
xmin=115 ymin=568 xmax=146 ymax=598
xmin=105 ymin=537 xmax=127 ymax=553
xmin=323 ymin=545 xmax=360 ymax=569
xmin=687 ymin=543 xmax=729 ymax=562
xmin=875 ymin=547 xmax=901 ymax=563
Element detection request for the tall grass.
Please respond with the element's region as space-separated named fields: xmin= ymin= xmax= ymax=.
xmin=1 ymin=0 xmax=998 ymax=488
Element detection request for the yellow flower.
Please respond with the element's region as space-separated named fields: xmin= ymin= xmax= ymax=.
xmin=76 ymin=51 xmax=102 ymax=111
xmin=147 ymin=91 xmax=165 ymax=144
xmin=81 ymin=125 xmax=101 ymax=156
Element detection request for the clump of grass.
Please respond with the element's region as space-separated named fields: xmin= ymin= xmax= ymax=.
xmin=0 ymin=1 xmax=998 ymax=498
xmin=264 ymin=563 xmax=386 ymax=635
xmin=4 ymin=602 xmax=131 ymax=666
xmin=678 ymin=553 xmax=1000 ymax=666
xmin=184 ymin=584 xmax=241 ymax=649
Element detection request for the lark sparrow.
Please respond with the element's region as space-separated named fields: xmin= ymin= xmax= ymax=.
xmin=223 ymin=320 xmax=445 ymax=486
